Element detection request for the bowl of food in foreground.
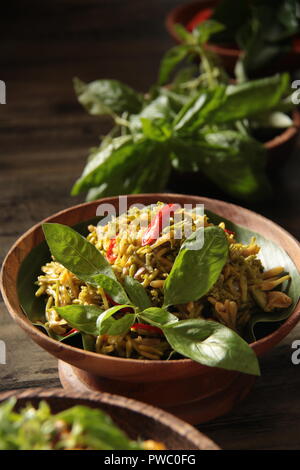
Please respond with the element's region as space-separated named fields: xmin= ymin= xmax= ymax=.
xmin=1 ymin=194 xmax=300 ymax=424
xmin=0 ymin=388 xmax=218 ymax=450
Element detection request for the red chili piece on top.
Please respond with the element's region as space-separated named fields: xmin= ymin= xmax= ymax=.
xmin=106 ymin=237 xmax=117 ymax=263
xmin=142 ymin=203 xmax=180 ymax=246
xmin=63 ymin=328 xmax=78 ymax=337
xmin=131 ymin=323 xmax=163 ymax=335
xmin=224 ymin=228 xmax=235 ymax=236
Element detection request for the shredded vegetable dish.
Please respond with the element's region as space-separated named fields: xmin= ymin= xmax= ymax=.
xmin=34 ymin=202 xmax=292 ymax=374
xmin=0 ymin=398 xmax=165 ymax=450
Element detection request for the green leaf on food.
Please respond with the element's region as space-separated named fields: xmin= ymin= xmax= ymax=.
xmin=92 ymin=273 xmax=130 ymax=305
xmin=97 ymin=305 xmax=132 ymax=334
xmin=81 ymin=333 xmax=96 ymax=351
xmin=139 ymin=307 xmax=179 ymax=327
xmin=163 ymin=318 xmax=260 ymax=375
xmin=124 ymin=276 xmax=152 ymax=310
xmin=55 ymin=304 xmax=134 ymax=338
xmin=73 ymin=78 xmax=143 ymax=116
xmin=98 ymin=313 xmax=136 ymax=336
xmin=42 ymin=223 xmax=116 ymax=285
xmin=163 ymin=226 xmax=228 ymax=307
xmin=54 ymin=304 xmax=103 ymax=336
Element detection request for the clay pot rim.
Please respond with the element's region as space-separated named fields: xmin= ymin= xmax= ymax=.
xmin=0 ymin=387 xmax=219 ymax=449
xmin=264 ymin=109 xmax=300 ymax=150
xmin=1 ymin=193 xmax=300 ymax=370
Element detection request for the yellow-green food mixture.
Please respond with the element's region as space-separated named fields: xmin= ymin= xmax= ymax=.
xmin=35 ymin=202 xmax=292 ymax=360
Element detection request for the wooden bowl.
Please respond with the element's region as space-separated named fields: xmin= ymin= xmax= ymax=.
xmin=1 ymin=194 xmax=300 ymax=424
xmin=0 ymin=388 xmax=219 ymax=450
xmin=166 ymin=0 xmax=300 ymax=75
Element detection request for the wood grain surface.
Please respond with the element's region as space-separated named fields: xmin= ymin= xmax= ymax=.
xmin=0 ymin=0 xmax=300 ymax=450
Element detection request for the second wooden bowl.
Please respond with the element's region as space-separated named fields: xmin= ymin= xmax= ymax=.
xmin=0 ymin=388 xmax=219 ymax=450
xmin=1 ymin=194 xmax=300 ymax=424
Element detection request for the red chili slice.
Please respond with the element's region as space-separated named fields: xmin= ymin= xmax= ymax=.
xmin=142 ymin=203 xmax=180 ymax=246
xmin=63 ymin=328 xmax=78 ymax=337
xmin=106 ymin=238 xmax=117 ymax=263
xmin=224 ymin=228 xmax=235 ymax=236
xmin=187 ymin=8 xmax=213 ymax=32
xmin=131 ymin=323 xmax=163 ymax=335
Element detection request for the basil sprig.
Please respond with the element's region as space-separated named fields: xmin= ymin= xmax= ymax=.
xmin=71 ymin=20 xmax=295 ymax=202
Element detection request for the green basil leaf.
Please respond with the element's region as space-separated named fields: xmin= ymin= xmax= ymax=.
xmin=71 ymin=135 xmax=133 ymax=195
xmin=173 ymin=86 xmax=226 ymax=133
xmin=140 ymin=118 xmax=171 ymax=142
xmin=97 ymin=305 xmax=136 ymax=335
xmin=210 ymin=74 xmax=290 ymax=123
xmin=157 ymin=87 xmax=191 ymax=110
xmin=192 ymin=20 xmax=225 ymax=44
xmin=97 ymin=304 xmax=132 ymax=331
xmin=279 ymin=1 xmax=299 ymax=35
xmin=72 ymin=137 xmax=171 ymax=200
xmin=139 ymin=307 xmax=179 ymax=327
xmin=158 ymin=45 xmax=190 ymax=86
xmin=42 ymin=223 xmax=116 ymax=284
xmin=163 ymin=226 xmax=228 ymax=307
xmin=129 ymin=96 xmax=177 ymax=134
xmin=100 ymin=314 xmax=136 ymax=336
xmin=173 ymin=24 xmax=194 ymax=42
xmin=92 ymin=274 xmax=130 ymax=305
xmin=81 ymin=334 xmax=96 ymax=351
xmin=56 ymin=405 xmax=142 ymax=450
xmin=198 ymin=130 xmax=271 ymax=202
xmin=73 ymin=78 xmax=143 ymax=116
xmin=169 ymin=136 xmax=203 ymax=172
xmin=163 ymin=318 xmax=260 ymax=376
xmin=54 ymin=305 xmax=104 ymax=336
xmin=124 ymin=276 xmax=152 ymax=311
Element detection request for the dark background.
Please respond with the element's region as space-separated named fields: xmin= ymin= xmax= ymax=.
xmin=0 ymin=0 xmax=300 ymax=449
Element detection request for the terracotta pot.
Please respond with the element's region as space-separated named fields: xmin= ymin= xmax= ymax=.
xmin=1 ymin=194 xmax=300 ymax=424
xmin=0 ymin=388 xmax=219 ymax=450
xmin=166 ymin=0 xmax=300 ymax=76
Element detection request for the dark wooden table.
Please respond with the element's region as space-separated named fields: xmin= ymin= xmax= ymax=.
xmin=0 ymin=0 xmax=300 ymax=450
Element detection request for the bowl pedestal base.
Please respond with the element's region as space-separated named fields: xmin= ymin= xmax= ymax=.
xmin=58 ymin=360 xmax=256 ymax=425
